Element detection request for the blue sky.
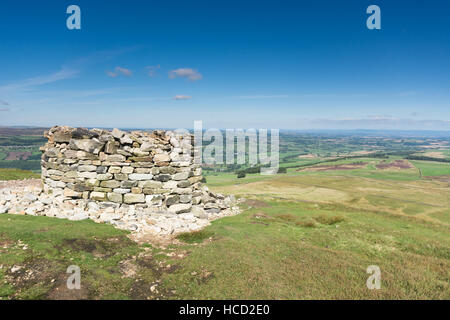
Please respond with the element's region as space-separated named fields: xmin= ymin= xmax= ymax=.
xmin=0 ymin=0 xmax=449 ymax=130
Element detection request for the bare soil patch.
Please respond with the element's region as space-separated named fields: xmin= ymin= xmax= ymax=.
xmin=423 ymin=151 xmax=445 ymax=159
xmin=298 ymin=162 xmax=367 ymax=172
xmin=376 ymin=160 xmax=413 ymax=170
xmin=4 ymin=257 xmax=65 ymax=299
xmin=59 ymin=237 xmax=135 ymax=258
xmin=46 ymin=274 xmax=90 ymax=300
xmin=424 ymin=175 xmax=450 ymax=184
xmin=298 ymin=154 xmax=317 ymax=159
xmin=5 ymin=151 xmax=32 ymax=160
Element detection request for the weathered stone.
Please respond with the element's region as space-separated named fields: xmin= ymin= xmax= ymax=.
xmin=105 ymin=154 xmax=126 ymax=162
xmin=120 ymin=180 xmax=137 ymax=188
xmin=145 ymin=195 xmax=164 ymax=205
xmin=47 ymin=169 xmax=63 ymax=176
xmin=159 ymin=166 xmax=176 ymax=174
xmin=71 ymin=128 xmax=99 ymax=139
xmin=94 ymin=187 xmax=112 ymax=193
xmin=111 ymin=128 xmax=125 ymax=139
xmin=135 ymin=168 xmax=151 ymax=174
xmin=53 ymin=130 xmax=72 ymax=143
xmin=140 ymin=141 xmax=155 ymax=152
xmin=97 ymin=173 xmax=113 ymax=181
xmin=162 ymin=181 xmax=178 ymax=189
xmin=100 ymin=180 xmax=120 ymax=188
xmin=114 ymin=173 xmax=128 ymax=181
xmin=64 ymin=188 xmax=81 ymax=198
xmin=70 ymin=212 xmax=89 ymax=221
xmin=177 ymin=180 xmax=191 ymax=188
xmin=104 ymin=140 xmax=117 ymax=154
xmin=96 ymin=166 xmax=108 ymax=174
xmin=191 ymin=206 xmax=208 ymax=219
xmin=120 ymin=135 xmax=133 ymax=145
xmin=90 ymin=192 xmax=107 ymax=201
xmin=174 ymin=188 xmax=193 ymax=195
xmin=155 ymin=174 xmax=171 ymax=182
xmin=131 ymin=149 xmax=149 ymax=157
xmin=78 ymin=172 xmax=97 ymax=179
xmin=179 ymin=195 xmax=192 ymax=203
xmin=85 ymin=178 xmax=100 ymax=187
xmin=108 ymin=166 xmax=121 ymax=174
xmin=129 ymin=173 xmax=153 ymax=181
xmin=131 ymin=162 xmax=154 ymax=168
xmin=70 ymin=138 xmax=104 ymax=154
xmin=173 ymin=172 xmax=189 ymax=181
xmin=99 ymin=212 xmax=122 ymax=222
xmin=117 ymin=149 xmax=132 ymax=157
xmin=168 ymin=203 xmax=192 ymax=214
xmin=44 ymin=147 xmax=61 ymax=158
xmin=99 ymin=134 xmax=114 ymax=143
xmin=189 ymin=176 xmax=203 ymax=184
xmin=107 ymin=192 xmax=123 ymax=203
xmin=129 ymin=156 xmax=153 ymax=162
xmin=192 ymin=196 xmax=202 ymax=205
xmin=76 ymin=151 xmax=98 ymax=160
xmin=124 ymin=193 xmax=145 ymax=204
xmin=0 ymin=205 xmax=9 ymax=214
xmin=73 ymin=183 xmax=93 ymax=192
xmin=139 ymin=180 xmax=162 ymax=189
xmin=121 ymin=166 xmax=134 ymax=174
xmin=131 ymin=187 xmax=142 ymax=194
xmin=154 ymin=153 xmax=170 ymax=163
xmin=170 ymin=137 xmax=180 ymax=148
xmin=166 ymin=195 xmax=179 ymax=206
xmin=113 ymin=188 xmax=131 ymax=194
xmin=78 ymin=165 xmax=97 ymax=172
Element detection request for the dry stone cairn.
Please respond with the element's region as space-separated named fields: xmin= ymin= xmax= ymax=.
xmin=8 ymin=125 xmax=240 ymax=235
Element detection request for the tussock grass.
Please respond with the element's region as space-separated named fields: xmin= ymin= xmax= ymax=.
xmin=0 ymin=168 xmax=40 ymax=180
xmin=176 ymin=230 xmax=214 ymax=243
xmin=295 ymin=219 xmax=317 ymax=228
xmin=313 ymin=214 xmax=345 ymax=225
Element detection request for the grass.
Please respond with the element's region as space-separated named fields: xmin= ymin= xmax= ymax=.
xmin=0 ymin=215 xmax=172 ymax=299
xmin=176 ymin=230 xmax=214 ymax=243
xmin=410 ymin=160 xmax=450 ymax=176
xmin=161 ymin=199 xmax=449 ymax=299
xmin=0 ymin=154 xmax=449 ymax=299
xmin=0 ymin=168 xmax=40 ymax=180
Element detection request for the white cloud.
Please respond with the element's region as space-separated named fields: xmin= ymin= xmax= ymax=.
xmin=145 ymin=65 xmax=160 ymax=77
xmin=168 ymin=68 xmax=202 ymax=81
xmin=107 ymin=66 xmax=132 ymax=77
xmin=173 ymin=95 xmax=191 ymax=100
xmin=0 ymin=67 xmax=79 ymax=92
xmin=106 ymin=71 xmax=118 ymax=78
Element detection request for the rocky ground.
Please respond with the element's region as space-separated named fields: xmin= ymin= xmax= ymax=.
xmin=0 ymin=179 xmax=241 ymax=237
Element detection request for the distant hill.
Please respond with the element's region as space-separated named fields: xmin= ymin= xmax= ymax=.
xmin=0 ymin=127 xmax=49 ymax=136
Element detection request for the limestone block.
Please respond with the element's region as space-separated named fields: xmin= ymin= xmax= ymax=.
xmin=124 ymin=193 xmax=145 ymax=204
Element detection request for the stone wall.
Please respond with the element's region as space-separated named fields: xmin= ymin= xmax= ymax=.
xmin=35 ymin=126 xmax=238 ymax=235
